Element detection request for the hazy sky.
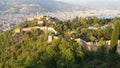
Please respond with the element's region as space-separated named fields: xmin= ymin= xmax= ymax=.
xmin=56 ymin=0 xmax=119 ymax=3
xmin=56 ymin=0 xmax=120 ymax=9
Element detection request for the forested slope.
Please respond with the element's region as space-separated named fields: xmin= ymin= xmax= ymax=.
xmin=0 ymin=16 xmax=120 ymax=68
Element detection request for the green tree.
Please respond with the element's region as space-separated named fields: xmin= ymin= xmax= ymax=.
xmin=109 ymin=20 xmax=120 ymax=54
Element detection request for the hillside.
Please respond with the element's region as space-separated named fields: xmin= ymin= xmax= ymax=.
xmin=0 ymin=0 xmax=84 ymax=31
xmin=0 ymin=16 xmax=120 ymax=68
xmin=0 ymin=0 xmax=79 ymax=13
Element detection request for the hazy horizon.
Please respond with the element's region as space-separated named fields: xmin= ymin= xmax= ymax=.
xmin=56 ymin=0 xmax=120 ymax=9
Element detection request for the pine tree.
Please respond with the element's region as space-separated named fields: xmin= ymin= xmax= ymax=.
xmin=109 ymin=20 xmax=120 ymax=54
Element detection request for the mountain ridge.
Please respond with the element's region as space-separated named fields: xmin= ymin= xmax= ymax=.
xmin=0 ymin=0 xmax=82 ymax=12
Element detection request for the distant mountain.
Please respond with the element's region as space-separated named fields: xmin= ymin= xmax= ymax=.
xmin=0 ymin=0 xmax=82 ymax=13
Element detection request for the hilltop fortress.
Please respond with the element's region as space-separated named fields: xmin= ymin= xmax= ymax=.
xmin=15 ymin=15 xmax=57 ymax=34
xmin=13 ymin=15 xmax=120 ymax=54
xmin=14 ymin=15 xmax=58 ymax=43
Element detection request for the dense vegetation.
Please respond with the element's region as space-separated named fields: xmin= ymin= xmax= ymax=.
xmin=0 ymin=16 xmax=120 ymax=68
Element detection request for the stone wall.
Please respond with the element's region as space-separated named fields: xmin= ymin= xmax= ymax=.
xmin=14 ymin=26 xmax=57 ymax=34
xmin=75 ymin=38 xmax=120 ymax=52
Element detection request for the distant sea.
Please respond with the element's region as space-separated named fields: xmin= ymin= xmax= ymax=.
xmin=98 ymin=15 xmax=120 ymax=19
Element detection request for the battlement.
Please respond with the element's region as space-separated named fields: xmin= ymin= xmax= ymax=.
xmin=15 ymin=26 xmax=57 ymax=34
